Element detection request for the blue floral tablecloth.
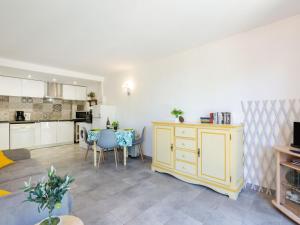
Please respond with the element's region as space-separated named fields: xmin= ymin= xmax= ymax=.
xmin=87 ymin=129 xmax=134 ymax=148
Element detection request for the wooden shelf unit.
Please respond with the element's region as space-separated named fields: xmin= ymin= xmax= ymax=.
xmin=273 ymin=146 xmax=300 ymax=224
xmin=280 ymin=162 xmax=300 ymax=172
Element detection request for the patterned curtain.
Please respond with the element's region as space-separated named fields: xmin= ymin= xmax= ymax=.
xmin=241 ymin=99 xmax=300 ymax=194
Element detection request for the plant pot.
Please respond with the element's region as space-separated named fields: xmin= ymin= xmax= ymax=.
xmin=113 ymin=126 xmax=118 ymax=131
xmin=39 ymin=217 xmax=61 ymax=225
xmin=174 ymin=117 xmax=179 ymax=123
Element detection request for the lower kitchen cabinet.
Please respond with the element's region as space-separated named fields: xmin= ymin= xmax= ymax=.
xmin=8 ymin=121 xmax=75 ymax=149
xmin=152 ymin=121 xmax=244 ymax=200
xmin=41 ymin=122 xmax=58 ymax=146
xmin=57 ymin=121 xmax=74 ymax=144
xmin=41 ymin=121 xmax=74 ymax=146
xmin=10 ymin=123 xmax=36 ymax=149
xmin=0 ymin=123 xmax=9 ymax=150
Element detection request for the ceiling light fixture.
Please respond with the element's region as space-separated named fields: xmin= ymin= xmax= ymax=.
xmin=27 ymin=75 xmax=32 ymax=78
xmin=73 ymin=81 xmax=77 ymax=85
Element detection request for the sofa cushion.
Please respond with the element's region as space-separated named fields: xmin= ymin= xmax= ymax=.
xmin=0 ymin=189 xmax=11 ymax=197
xmin=0 ymin=151 xmax=14 ymax=169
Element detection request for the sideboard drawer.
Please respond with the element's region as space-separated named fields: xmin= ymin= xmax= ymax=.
xmin=175 ymin=138 xmax=196 ymax=150
xmin=176 ymin=150 xmax=196 ymax=163
xmin=175 ymin=127 xmax=196 ymax=138
xmin=175 ymin=161 xmax=196 ymax=176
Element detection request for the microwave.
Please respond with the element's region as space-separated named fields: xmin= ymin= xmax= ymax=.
xmin=76 ymin=111 xmax=88 ymax=119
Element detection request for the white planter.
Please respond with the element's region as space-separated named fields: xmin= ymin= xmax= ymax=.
xmin=174 ymin=117 xmax=179 ymax=123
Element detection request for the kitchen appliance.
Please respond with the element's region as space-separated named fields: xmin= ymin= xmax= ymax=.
xmin=76 ymin=111 xmax=88 ymax=120
xmin=15 ymin=111 xmax=25 ymax=121
xmin=24 ymin=112 xmax=31 ymax=121
xmin=78 ymin=122 xmax=92 ymax=148
xmin=91 ymin=105 xmax=116 ymax=129
xmin=291 ymin=122 xmax=300 ymax=148
xmin=45 ymin=82 xmax=63 ymax=99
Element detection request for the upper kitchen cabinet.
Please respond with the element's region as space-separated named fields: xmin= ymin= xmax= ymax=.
xmin=21 ymin=79 xmax=45 ymax=98
xmin=0 ymin=76 xmax=22 ymax=97
xmin=75 ymin=86 xmax=87 ymax=101
xmin=63 ymin=84 xmax=86 ymax=100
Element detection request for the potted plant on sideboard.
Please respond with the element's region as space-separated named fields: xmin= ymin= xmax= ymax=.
xmin=23 ymin=166 xmax=74 ymax=225
xmin=171 ymin=108 xmax=184 ymax=123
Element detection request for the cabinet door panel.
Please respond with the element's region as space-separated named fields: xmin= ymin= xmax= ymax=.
xmin=57 ymin=122 xmax=74 ymax=143
xmin=41 ymin=122 xmax=57 ymax=145
xmin=198 ymin=129 xmax=230 ymax=185
xmin=0 ymin=123 xmax=9 ymax=150
xmin=154 ymin=126 xmax=174 ymax=168
xmin=63 ymin=85 xmax=75 ymax=100
xmin=0 ymin=76 xmax=22 ymax=96
xmin=22 ymin=79 xmax=45 ymax=98
xmin=75 ymin=86 xmax=87 ymax=101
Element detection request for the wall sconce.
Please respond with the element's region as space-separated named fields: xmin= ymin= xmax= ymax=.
xmin=122 ymin=81 xmax=134 ymax=96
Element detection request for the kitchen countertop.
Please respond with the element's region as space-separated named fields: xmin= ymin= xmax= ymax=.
xmin=0 ymin=119 xmax=89 ymax=124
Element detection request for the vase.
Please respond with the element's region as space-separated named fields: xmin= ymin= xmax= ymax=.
xmin=38 ymin=217 xmax=61 ymax=225
xmin=174 ymin=117 xmax=179 ymax=123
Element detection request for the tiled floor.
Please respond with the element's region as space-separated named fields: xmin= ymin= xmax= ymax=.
xmin=0 ymin=144 xmax=295 ymax=225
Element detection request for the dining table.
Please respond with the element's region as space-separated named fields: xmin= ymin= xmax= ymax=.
xmin=87 ymin=129 xmax=135 ymax=167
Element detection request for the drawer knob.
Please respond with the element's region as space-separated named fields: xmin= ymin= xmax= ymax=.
xmin=182 ymin=155 xmax=185 ymax=158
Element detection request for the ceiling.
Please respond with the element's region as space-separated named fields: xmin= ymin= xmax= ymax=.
xmin=0 ymin=0 xmax=299 ymax=76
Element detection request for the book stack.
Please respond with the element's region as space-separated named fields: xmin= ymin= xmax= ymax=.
xmin=200 ymin=117 xmax=211 ymax=124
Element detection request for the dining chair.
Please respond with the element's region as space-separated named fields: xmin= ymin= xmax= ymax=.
xmin=81 ymin=127 xmax=94 ymax=160
xmin=132 ymin=127 xmax=145 ymax=161
xmin=96 ymin=129 xmax=119 ymax=168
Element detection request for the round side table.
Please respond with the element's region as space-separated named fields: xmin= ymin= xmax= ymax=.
xmin=35 ymin=215 xmax=84 ymax=225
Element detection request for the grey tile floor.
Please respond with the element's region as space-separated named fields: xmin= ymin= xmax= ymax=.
xmin=0 ymin=144 xmax=296 ymax=225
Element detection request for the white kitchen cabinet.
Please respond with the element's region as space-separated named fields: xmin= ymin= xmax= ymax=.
xmin=10 ymin=123 xmax=36 ymax=149
xmin=35 ymin=122 xmax=41 ymax=147
xmin=0 ymin=123 xmax=9 ymax=150
xmin=63 ymin=84 xmax=87 ymax=100
xmin=57 ymin=121 xmax=74 ymax=144
xmin=0 ymin=76 xmax=22 ymax=97
xmin=75 ymin=86 xmax=87 ymax=101
xmin=62 ymin=84 xmax=75 ymax=100
xmin=40 ymin=122 xmax=57 ymax=145
xmin=21 ymin=79 xmax=45 ymax=98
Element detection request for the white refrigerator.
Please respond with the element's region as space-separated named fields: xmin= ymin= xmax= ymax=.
xmin=91 ymin=105 xmax=116 ymax=129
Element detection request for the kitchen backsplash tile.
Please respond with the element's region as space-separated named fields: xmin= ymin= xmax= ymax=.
xmin=0 ymin=96 xmax=84 ymax=121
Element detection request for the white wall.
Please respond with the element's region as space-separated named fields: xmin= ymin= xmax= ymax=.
xmin=104 ymin=15 xmax=300 ymax=156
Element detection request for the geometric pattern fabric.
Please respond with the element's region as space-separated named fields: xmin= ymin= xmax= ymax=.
xmin=241 ymin=99 xmax=300 ymax=193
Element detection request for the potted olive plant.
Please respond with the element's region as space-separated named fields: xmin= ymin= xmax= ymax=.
xmin=112 ymin=121 xmax=119 ymax=131
xmin=171 ymin=108 xmax=184 ymax=122
xmin=87 ymin=91 xmax=96 ymax=100
xmin=23 ymin=166 xmax=74 ymax=225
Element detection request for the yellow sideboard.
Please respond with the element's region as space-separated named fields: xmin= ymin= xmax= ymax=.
xmin=152 ymin=121 xmax=244 ymax=200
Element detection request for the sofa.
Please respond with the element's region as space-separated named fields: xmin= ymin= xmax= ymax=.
xmin=0 ymin=149 xmax=73 ymax=225
xmin=0 ymin=191 xmax=72 ymax=225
